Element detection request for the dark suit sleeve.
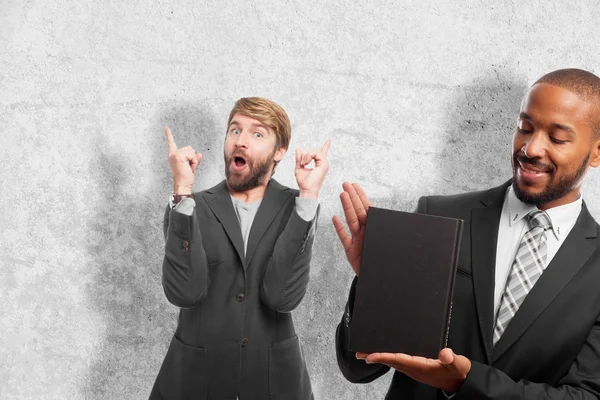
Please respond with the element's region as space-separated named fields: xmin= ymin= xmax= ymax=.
xmin=260 ymin=205 xmax=319 ymax=313
xmin=335 ymin=197 xmax=430 ymax=383
xmin=458 ymin=318 xmax=600 ymax=399
xmin=335 ymin=276 xmax=391 ymax=383
xmin=161 ymin=204 xmax=210 ymax=308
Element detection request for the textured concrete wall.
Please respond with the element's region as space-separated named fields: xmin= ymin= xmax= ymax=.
xmin=2 ymin=1 xmax=600 ymax=399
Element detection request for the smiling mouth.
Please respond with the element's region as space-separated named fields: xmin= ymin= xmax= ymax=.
xmin=516 ymin=158 xmax=555 ymax=180
xmin=519 ymin=162 xmax=547 ymax=175
xmin=515 ymin=152 xmax=553 ymax=175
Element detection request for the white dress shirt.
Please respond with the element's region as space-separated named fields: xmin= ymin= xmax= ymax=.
xmin=493 ymin=186 xmax=583 ymax=315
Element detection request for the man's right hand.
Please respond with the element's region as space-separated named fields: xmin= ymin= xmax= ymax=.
xmin=332 ymin=182 xmax=372 ymax=276
xmin=165 ymin=126 xmax=202 ymax=194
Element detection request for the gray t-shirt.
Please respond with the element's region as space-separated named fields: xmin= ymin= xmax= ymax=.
xmin=229 ymin=195 xmax=263 ymax=256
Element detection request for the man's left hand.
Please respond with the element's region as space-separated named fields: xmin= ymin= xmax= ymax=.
xmin=295 ymin=139 xmax=331 ymax=199
xmin=356 ymin=348 xmax=471 ymax=393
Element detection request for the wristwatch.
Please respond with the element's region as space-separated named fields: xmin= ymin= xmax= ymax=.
xmin=172 ymin=193 xmax=195 ymax=206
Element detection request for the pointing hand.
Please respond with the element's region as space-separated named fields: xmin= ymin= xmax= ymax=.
xmin=165 ymin=126 xmax=202 ymax=194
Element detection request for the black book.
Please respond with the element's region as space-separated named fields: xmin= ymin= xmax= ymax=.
xmin=348 ymin=206 xmax=463 ymax=359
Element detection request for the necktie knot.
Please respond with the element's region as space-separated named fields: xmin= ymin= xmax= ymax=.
xmin=528 ymin=210 xmax=552 ymax=231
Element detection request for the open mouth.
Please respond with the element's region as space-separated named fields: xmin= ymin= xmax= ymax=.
xmin=231 ymin=155 xmax=248 ymax=171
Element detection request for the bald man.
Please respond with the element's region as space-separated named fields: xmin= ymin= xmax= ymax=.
xmin=335 ymin=69 xmax=600 ymax=399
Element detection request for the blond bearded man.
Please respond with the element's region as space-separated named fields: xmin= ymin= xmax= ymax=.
xmin=150 ymin=98 xmax=329 ymax=400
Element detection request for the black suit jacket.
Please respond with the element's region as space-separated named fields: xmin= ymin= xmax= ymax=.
xmin=336 ymin=180 xmax=600 ymax=399
xmin=151 ymin=179 xmax=317 ymax=400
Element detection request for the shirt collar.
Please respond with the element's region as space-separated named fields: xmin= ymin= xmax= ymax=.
xmin=230 ymin=195 xmax=262 ymax=211
xmin=506 ymin=186 xmax=582 ymax=240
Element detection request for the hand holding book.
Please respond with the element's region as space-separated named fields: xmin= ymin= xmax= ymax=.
xmin=356 ymin=348 xmax=471 ymax=393
xmin=333 ymin=182 xmax=470 ymax=394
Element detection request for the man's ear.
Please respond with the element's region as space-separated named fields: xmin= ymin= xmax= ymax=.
xmin=274 ymin=147 xmax=286 ymax=162
xmin=589 ymin=137 xmax=600 ymax=168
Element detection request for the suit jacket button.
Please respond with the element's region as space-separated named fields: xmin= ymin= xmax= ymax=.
xmin=237 ymin=293 xmax=245 ymax=302
xmin=241 ymin=338 xmax=248 ymax=347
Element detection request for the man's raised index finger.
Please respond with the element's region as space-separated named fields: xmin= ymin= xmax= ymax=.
xmin=321 ymin=139 xmax=331 ymax=156
xmin=165 ymin=126 xmax=178 ymax=153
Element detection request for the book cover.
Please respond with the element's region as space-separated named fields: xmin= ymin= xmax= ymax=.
xmin=348 ymin=207 xmax=463 ymax=358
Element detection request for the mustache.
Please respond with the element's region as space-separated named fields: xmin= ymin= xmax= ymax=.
xmin=514 ymin=152 xmax=554 ymax=173
xmin=227 ymin=149 xmax=251 ymax=162
xmin=231 ymin=149 xmax=246 ymax=158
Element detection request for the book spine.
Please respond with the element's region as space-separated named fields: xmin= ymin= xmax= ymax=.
xmin=444 ymin=220 xmax=463 ymax=349
xmin=444 ymin=301 xmax=453 ymax=348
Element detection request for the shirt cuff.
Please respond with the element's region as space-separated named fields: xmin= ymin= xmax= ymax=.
xmin=295 ymin=196 xmax=319 ymax=222
xmin=169 ymin=196 xmax=196 ymax=216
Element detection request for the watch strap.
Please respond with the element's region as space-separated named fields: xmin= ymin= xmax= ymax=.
xmin=172 ymin=193 xmax=195 ymax=206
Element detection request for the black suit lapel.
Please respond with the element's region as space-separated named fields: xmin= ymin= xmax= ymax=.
xmin=204 ymin=181 xmax=246 ymax=265
xmin=493 ymin=203 xmax=598 ymax=361
xmin=245 ymin=179 xmax=293 ymax=266
xmin=470 ymin=182 xmax=509 ymax=364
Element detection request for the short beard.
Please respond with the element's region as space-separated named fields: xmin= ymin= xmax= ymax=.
xmin=225 ymin=151 xmax=275 ymax=193
xmin=512 ymin=152 xmax=589 ymax=206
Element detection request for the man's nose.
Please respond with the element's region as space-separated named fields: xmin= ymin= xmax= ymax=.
xmin=234 ymin=131 xmax=250 ymax=148
xmin=523 ymin=132 xmax=547 ymax=159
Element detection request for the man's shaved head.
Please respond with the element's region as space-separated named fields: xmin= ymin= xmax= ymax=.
xmin=534 ymin=68 xmax=600 ymax=138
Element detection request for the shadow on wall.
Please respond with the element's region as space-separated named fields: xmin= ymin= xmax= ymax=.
xmin=430 ymin=71 xmax=529 ymax=196
xmin=81 ymin=103 xmax=221 ymax=399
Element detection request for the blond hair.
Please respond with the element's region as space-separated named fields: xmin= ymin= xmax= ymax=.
xmin=227 ymin=97 xmax=292 ymax=151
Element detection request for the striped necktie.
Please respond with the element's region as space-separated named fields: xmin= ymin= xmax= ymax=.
xmin=493 ymin=209 xmax=552 ymax=345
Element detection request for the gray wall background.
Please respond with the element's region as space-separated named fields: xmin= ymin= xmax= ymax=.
xmin=2 ymin=1 xmax=600 ymax=399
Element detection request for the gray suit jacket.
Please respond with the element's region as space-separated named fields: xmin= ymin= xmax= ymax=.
xmin=151 ymin=179 xmax=317 ymax=400
xmin=337 ymin=180 xmax=600 ymax=399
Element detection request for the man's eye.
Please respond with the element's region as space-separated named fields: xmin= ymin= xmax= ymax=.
xmin=254 ymin=132 xmax=263 ymax=138
xmin=550 ymin=137 xmax=567 ymax=144
xmin=517 ymin=120 xmax=533 ymax=133
xmin=232 ymin=129 xmax=240 ymax=135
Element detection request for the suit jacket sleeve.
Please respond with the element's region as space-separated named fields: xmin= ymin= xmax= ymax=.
xmin=161 ymin=203 xmax=210 ymax=308
xmin=260 ymin=204 xmax=320 ymax=313
xmin=335 ymin=276 xmax=391 ymax=383
xmin=334 ymin=198 xmax=431 ymax=384
xmin=458 ymin=313 xmax=600 ymax=398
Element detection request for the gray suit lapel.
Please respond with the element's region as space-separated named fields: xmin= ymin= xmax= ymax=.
xmin=245 ymin=179 xmax=293 ymax=266
xmin=492 ymin=203 xmax=597 ymax=361
xmin=204 ymin=181 xmax=245 ymax=265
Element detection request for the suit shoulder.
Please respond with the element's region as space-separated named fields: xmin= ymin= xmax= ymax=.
xmin=422 ymin=188 xmax=489 ymax=208
xmin=419 ymin=185 xmax=507 ymax=218
xmin=192 ymin=189 xmax=213 ymax=201
xmin=192 ymin=180 xmax=227 ymax=199
xmin=269 ymin=179 xmax=298 ymax=196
